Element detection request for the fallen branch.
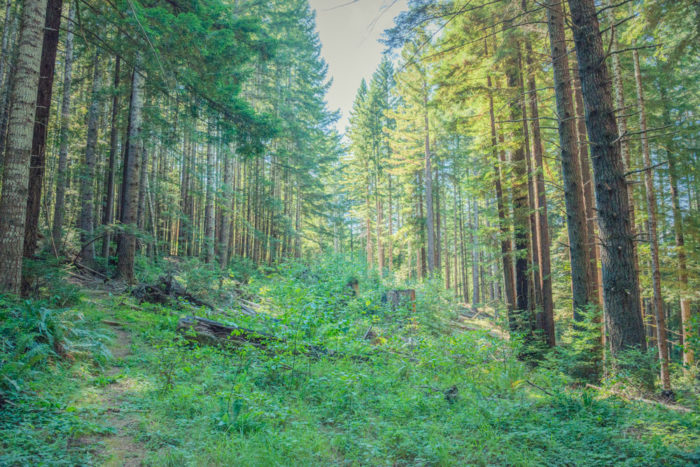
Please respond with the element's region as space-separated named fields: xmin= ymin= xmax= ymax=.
xmin=585 ymin=384 xmax=691 ymax=413
xmin=526 ymin=380 xmax=554 ymax=396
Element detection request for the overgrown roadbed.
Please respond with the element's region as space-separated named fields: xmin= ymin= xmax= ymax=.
xmin=1 ymin=260 xmax=699 ymax=465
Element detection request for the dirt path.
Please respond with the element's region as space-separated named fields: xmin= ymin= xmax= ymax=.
xmin=72 ymin=317 xmax=147 ymax=466
xmin=99 ymin=322 xmax=146 ymax=467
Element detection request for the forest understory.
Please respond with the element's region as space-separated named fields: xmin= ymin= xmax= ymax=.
xmin=1 ymin=256 xmax=698 ymax=466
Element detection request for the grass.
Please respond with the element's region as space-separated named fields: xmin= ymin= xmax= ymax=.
xmin=1 ymin=255 xmax=698 ymax=465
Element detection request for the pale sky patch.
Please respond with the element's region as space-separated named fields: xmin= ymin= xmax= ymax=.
xmin=309 ymin=0 xmax=408 ymax=133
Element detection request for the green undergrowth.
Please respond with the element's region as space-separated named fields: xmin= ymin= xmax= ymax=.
xmin=1 ymin=255 xmax=698 ymax=465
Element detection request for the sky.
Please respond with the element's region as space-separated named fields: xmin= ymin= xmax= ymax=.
xmin=308 ymin=0 xmax=408 ymax=132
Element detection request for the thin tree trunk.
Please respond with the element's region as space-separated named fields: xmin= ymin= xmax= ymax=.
xmin=376 ymin=178 xmax=384 ymax=273
xmin=567 ymin=0 xmax=646 ymax=354
xmin=0 ymin=0 xmax=48 ymax=294
xmin=116 ymin=57 xmax=144 ymax=283
xmin=101 ymin=55 xmax=120 ymax=261
xmin=219 ymin=148 xmax=233 ymax=268
xmin=520 ymin=56 xmax=541 ymax=320
xmin=365 ymin=160 xmax=372 ymax=266
xmin=471 ymin=197 xmax=479 ymax=311
xmin=78 ymin=50 xmax=101 ymax=266
xmin=525 ymin=33 xmax=555 ymax=346
xmin=633 ymin=50 xmax=670 ymax=392
xmin=435 ymin=167 xmax=442 ymax=272
xmin=204 ymin=120 xmax=216 ymax=263
xmin=50 ymin=0 xmax=74 ymax=254
xmin=486 ymin=38 xmax=516 ymax=311
xmin=659 ymin=83 xmax=693 ymax=367
xmin=424 ymin=92 xmax=435 ymax=275
xmin=387 ymin=174 xmax=393 ymax=271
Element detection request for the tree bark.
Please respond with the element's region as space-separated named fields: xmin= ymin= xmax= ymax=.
xmin=50 ymin=0 xmax=74 ymax=254
xmin=567 ymin=0 xmax=646 ymax=354
xmin=0 ymin=0 xmax=48 ymax=294
xmin=116 ymin=57 xmax=144 ymax=283
xmin=22 ymin=0 xmax=62 ymax=269
xmin=633 ymin=50 xmax=670 ymax=392
xmin=0 ymin=0 xmax=17 ymax=162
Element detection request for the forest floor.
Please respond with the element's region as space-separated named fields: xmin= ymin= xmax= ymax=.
xmin=1 ymin=257 xmax=699 ymax=465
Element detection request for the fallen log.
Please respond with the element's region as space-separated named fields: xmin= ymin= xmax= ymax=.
xmin=177 ymin=316 xmax=279 ymax=349
xmin=177 ymin=316 xmax=335 ymax=359
xmin=133 ymin=275 xmax=214 ymax=309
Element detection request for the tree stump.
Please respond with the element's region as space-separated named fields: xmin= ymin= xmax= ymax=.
xmin=384 ymin=289 xmax=416 ymax=312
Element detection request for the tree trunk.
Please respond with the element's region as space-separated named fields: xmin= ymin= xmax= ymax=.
xmin=0 ymin=0 xmax=14 ymax=125
xmin=204 ymin=120 xmax=216 ymax=263
xmin=78 ymin=50 xmax=101 ymax=266
xmin=0 ymin=1 xmax=17 ymax=161
xmin=101 ymin=55 xmax=120 ymax=261
xmin=471 ymin=197 xmax=479 ymax=311
xmin=22 ymin=0 xmax=62 ymax=271
xmin=50 ymin=0 xmax=74 ymax=254
xmin=219 ymin=148 xmax=233 ymax=269
xmin=376 ymin=178 xmax=384 ymax=273
xmin=0 ymin=0 xmax=48 ymax=294
xmin=572 ymin=66 xmax=601 ymax=306
xmin=523 ymin=33 xmax=555 ymax=345
xmin=116 ymin=57 xmax=144 ymax=283
xmin=633 ymin=50 xmax=670 ymax=392
xmin=505 ymin=49 xmax=530 ymax=335
xmin=546 ymin=0 xmax=592 ymax=320
xmin=486 ymin=39 xmax=516 ymax=311
xmin=658 ymin=83 xmax=693 ymax=367
xmin=424 ymin=92 xmax=435 ymax=275
xmin=607 ymin=3 xmax=641 ymax=318
xmin=567 ymin=0 xmax=646 ymax=354
xmin=387 ymin=174 xmax=393 ymax=271
xmin=520 ymin=56 xmax=541 ymax=320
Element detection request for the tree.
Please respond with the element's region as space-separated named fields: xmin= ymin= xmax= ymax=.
xmin=23 ymin=0 xmax=63 ymax=267
xmin=0 ymin=0 xmax=48 ymax=294
xmin=51 ymin=0 xmax=75 ymax=254
xmin=78 ymin=50 xmax=102 ymax=266
xmin=117 ymin=58 xmax=144 ymax=283
xmin=633 ymin=50 xmax=670 ymax=391
xmin=545 ymin=0 xmax=592 ymax=320
xmin=566 ymin=0 xmax=646 ymax=354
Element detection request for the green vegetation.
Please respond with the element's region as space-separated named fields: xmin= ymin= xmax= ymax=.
xmin=2 ymin=257 xmax=698 ymax=465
